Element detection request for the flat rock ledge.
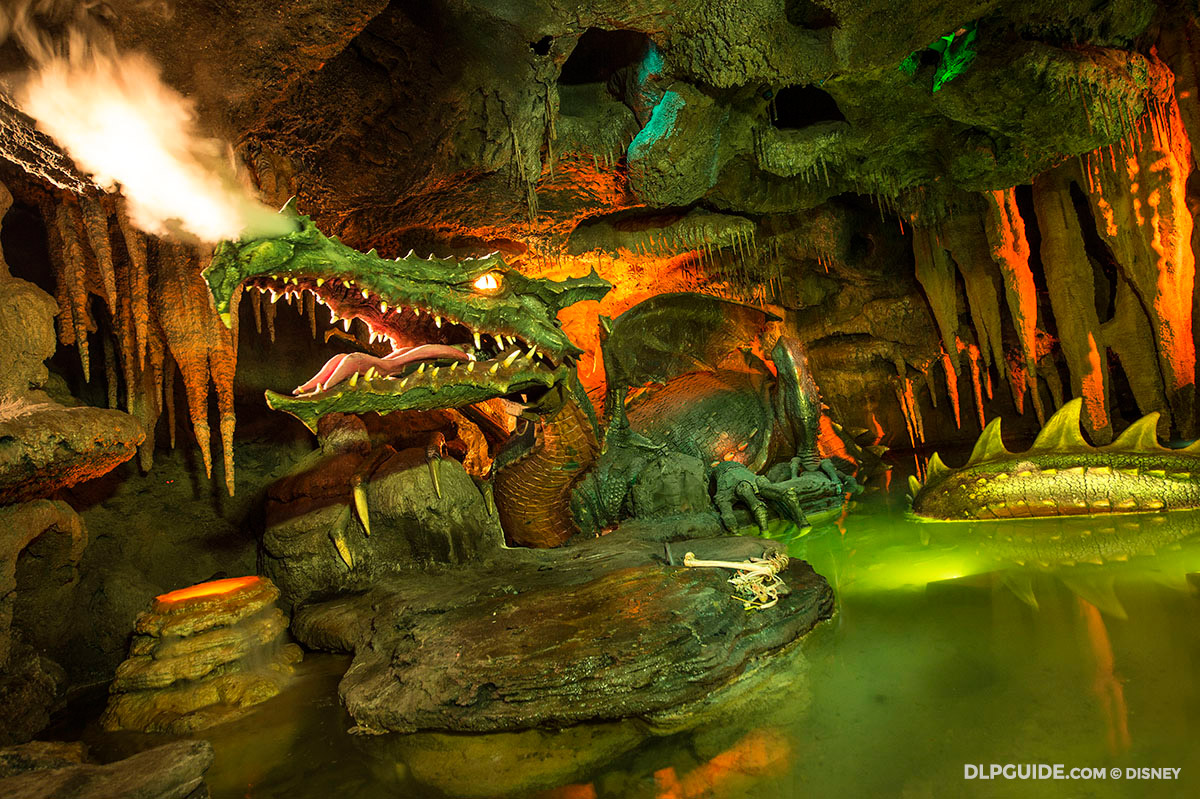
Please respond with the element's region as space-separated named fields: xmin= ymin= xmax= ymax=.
xmin=294 ymin=520 xmax=833 ymax=734
xmin=0 ymin=740 xmax=213 ymax=799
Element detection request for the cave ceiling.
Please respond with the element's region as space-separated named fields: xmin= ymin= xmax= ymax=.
xmin=1 ymin=0 xmax=1198 ymax=478
xmin=83 ymin=0 xmax=1166 ymax=251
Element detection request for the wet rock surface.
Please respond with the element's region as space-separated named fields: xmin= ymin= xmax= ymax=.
xmin=0 ymin=740 xmax=213 ymax=799
xmin=264 ymin=444 xmax=503 ymax=610
xmin=102 ymin=576 xmax=301 ymax=734
xmin=294 ymin=518 xmax=833 ymax=734
xmin=0 ymin=741 xmax=88 ymax=779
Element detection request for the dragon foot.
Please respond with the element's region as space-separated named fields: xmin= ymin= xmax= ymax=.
xmin=715 ymin=459 xmax=854 ymax=535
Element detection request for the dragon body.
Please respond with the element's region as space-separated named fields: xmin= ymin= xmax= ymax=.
xmin=910 ymin=398 xmax=1200 ymax=520
xmin=205 ymin=206 xmax=853 ymax=548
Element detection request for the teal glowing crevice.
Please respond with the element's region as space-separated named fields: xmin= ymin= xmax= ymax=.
xmin=636 ymin=42 xmax=664 ymax=88
xmin=628 ymin=90 xmax=686 ymax=160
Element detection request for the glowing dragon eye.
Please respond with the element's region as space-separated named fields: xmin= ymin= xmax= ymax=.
xmin=473 ymin=272 xmax=502 ymax=293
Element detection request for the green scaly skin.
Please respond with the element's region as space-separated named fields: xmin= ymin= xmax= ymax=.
xmin=204 ymin=201 xmax=610 ymax=432
xmin=911 ymin=398 xmax=1200 ymax=521
xmin=205 ymin=204 xmax=854 ymax=545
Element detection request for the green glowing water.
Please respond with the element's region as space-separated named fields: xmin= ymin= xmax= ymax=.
xmin=72 ymin=491 xmax=1200 ymax=798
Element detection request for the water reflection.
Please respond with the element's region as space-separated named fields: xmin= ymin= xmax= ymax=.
xmin=72 ymin=492 xmax=1200 ymax=798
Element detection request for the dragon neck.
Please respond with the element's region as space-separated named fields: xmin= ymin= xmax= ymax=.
xmin=493 ymin=380 xmax=600 ymax=548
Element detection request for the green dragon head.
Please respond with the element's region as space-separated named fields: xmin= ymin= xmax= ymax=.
xmin=203 ymin=201 xmax=611 ymax=430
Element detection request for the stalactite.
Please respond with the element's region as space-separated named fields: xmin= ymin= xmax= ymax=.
xmin=103 ymin=334 xmax=118 ymax=409
xmin=941 ymin=348 xmax=961 ymax=429
xmin=984 ymin=188 xmax=1045 ymax=424
xmin=115 ymin=201 xmax=151 ymax=365
xmin=163 ymin=349 xmax=177 ymax=450
xmin=1041 ymin=358 xmax=1065 ymax=410
xmin=893 ymin=359 xmax=925 ymax=451
xmin=80 ymin=194 xmax=117 ymax=309
xmin=134 ymin=332 xmax=165 ymax=471
xmin=1100 ymin=276 xmax=1169 ymax=433
xmin=1082 ymin=67 xmax=1195 ymax=437
xmin=153 ymin=244 xmax=239 ymax=495
xmin=941 ymin=214 xmax=1004 ymax=375
xmin=965 ymin=342 xmax=986 ymax=430
xmin=52 ymin=196 xmax=93 ymax=381
xmin=1157 ymin=20 xmax=1200 ymax=168
xmin=911 ymin=226 xmax=959 ymax=364
xmin=1032 ymin=163 xmax=1112 ymax=443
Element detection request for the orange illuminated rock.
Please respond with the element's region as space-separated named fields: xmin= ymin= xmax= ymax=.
xmin=102 ymin=575 xmax=301 ymax=733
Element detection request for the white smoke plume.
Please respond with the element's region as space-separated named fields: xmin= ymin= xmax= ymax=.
xmin=1 ymin=1 xmax=293 ymax=242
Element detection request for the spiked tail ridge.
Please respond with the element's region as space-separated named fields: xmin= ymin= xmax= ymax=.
xmin=911 ymin=397 xmax=1200 ymax=521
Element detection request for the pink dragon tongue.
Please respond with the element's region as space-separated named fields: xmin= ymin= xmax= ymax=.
xmin=295 ymin=344 xmax=472 ymax=395
xmin=295 ymin=352 xmax=350 ymax=395
xmin=381 ymin=344 xmax=472 ymax=367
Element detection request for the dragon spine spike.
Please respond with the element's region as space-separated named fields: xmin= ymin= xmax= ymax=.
xmin=1104 ymin=412 xmax=1164 ymax=452
xmin=1027 ymin=398 xmax=1088 ymax=453
xmin=964 ymin=415 xmax=1010 ymax=466
xmin=925 ymin=452 xmax=951 ymax=483
xmin=908 ymin=474 xmax=922 ymax=496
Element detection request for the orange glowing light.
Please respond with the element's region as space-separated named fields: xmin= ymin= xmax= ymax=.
xmin=1079 ymin=598 xmax=1131 ymax=755
xmin=473 ymin=272 xmax=502 ymax=293
xmin=655 ymin=728 xmax=791 ymax=799
xmin=155 ymin=576 xmax=260 ymax=605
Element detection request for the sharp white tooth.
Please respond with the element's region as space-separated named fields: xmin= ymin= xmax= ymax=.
xmin=316 ymin=278 xmax=325 ymax=287
xmin=417 ymin=363 xmax=426 ymax=373
xmin=362 ymin=288 xmax=370 ymax=299
xmin=467 ymin=361 xmax=475 ymax=372
xmin=504 ymin=350 xmax=520 ymax=367
xmin=431 ymin=366 xmax=440 ymax=379
xmin=435 ymin=315 xmax=442 ymax=328
xmin=525 ymin=346 xmax=536 ymax=360
xmin=400 ymin=377 xmax=408 ymax=388
xmin=343 ymin=280 xmax=352 ymax=288
xmin=342 ymin=318 xmax=352 ymax=332
xmin=364 ymin=367 xmax=377 ymax=380
xmin=413 ymin=307 xmax=420 ymax=318
xmin=467 ymin=351 xmax=477 ymax=361
xmin=269 ymin=290 xmax=279 ymax=303
xmin=498 ymin=335 xmax=508 ymax=348
xmin=270 ymin=274 xmax=279 ymax=280
xmin=329 ymin=310 xmax=338 ymax=323
xmin=474 ymin=332 xmax=482 ymax=349
xmin=368 ymin=331 xmax=377 ymax=344
xmin=450 ymin=363 xmax=458 ymax=371
xmin=349 ymin=372 xmax=360 ymax=387
xmin=489 ymin=363 xmax=499 ymax=374
xmin=380 ymin=302 xmax=388 ymax=313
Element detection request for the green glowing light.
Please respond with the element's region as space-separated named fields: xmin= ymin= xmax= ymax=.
xmin=897 ymin=22 xmax=978 ymax=92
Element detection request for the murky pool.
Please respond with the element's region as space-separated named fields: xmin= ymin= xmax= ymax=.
xmin=63 ymin=488 xmax=1200 ymax=798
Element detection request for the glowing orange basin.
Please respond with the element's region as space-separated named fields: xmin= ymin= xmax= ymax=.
xmin=155 ymin=576 xmax=261 ymax=605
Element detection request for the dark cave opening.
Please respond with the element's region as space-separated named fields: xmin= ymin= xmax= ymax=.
xmin=529 ymin=35 xmax=553 ymax=56
xmin=770 ymin=84 xmax=846 ymax=129
xmin=785 ymin=0 xmax=840 ymax=29
xmin=558 ymin=27 xmax=651 ymax=86
xmin=1 ymin=201 xmax=55 ymax=296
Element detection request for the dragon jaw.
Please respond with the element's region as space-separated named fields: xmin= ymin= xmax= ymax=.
xmin=203 ymin=203 xmax=610 ymax=430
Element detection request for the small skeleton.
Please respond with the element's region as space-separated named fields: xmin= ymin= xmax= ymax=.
xmin=682 ymin=550 xmax=790 ymax=610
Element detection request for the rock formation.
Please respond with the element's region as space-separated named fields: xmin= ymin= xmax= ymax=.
xmin=101 ymin=576 xmax=301 ymax=734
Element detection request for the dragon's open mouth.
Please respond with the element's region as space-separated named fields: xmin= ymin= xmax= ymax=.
xmin=241 ymin=273 xmax=568 ymax=428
